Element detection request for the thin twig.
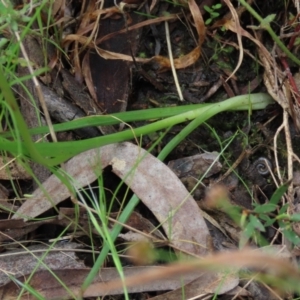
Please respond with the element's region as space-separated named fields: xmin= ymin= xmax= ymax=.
xmin=223 ymin=0 xmax=243 ymax=81
xmin=273 ymin=122 xmax=284 ymax=185
xmin=165 ymin=21 xmax=183 ymax=101
xmin=283 ymin=109 xmax=294 ymax=201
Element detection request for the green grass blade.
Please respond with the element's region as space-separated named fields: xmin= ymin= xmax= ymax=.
xmin=1 ymin=93 xmax=274 ymax=166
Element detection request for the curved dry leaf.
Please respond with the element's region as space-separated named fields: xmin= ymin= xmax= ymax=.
xmin=13 ymin=142 xmax=209 ymax=256
xmin=63 ymin=14 xmax=201 ymax=72
xmin=82 ymin=51 xmax=98 ymax=102
xmin=188 ymin=0 xmax=206 ymax=45
xmin=63 ymin=14 xmax=178 ymax=48
xmin=174 ymin=46 xmax=201 ymax=69
xmin=95 ymin=14 xmax=178 ymax=45
xmin=222 ymin=0 xmax=243 ymax=81
xmin=154 ymin=46 xmax=201 ymax=72
xmin=94 ymin=45 xmax=198 ymax=74
xmin=95 ymin=46 xmax=152 ymax=62
xmin=63 ymin=33 xmax=199 ymax=71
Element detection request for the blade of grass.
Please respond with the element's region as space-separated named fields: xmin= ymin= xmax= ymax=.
xmin=0 ymin=93 xmax=272 ymax=138
xmin=79 ymin=128 xmax=169 ymax=294
xmin=0 ymin=67 xmax=54 ymax=167
xmin=0 ymin=93 xmax=274 ymax=166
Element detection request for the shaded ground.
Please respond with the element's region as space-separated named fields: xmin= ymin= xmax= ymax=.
xmin=1 ymin=0 xmax=300 ymax=299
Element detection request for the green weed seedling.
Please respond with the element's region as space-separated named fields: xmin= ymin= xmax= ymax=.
xmin=220 ymin=181 xmax=300 ymax=248
xmin=204 ymin=3 xmax=222 ymax=25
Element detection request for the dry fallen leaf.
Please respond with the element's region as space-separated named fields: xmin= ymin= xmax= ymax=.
xmin=188 ymin=0 xmax=206 ymax=45
xmin=0 ymin=265 xmax=235 ymax=299
xmin=12 ymin=142 xmax=239 ymax=298
xmin=0 ymin=242 xmax=85 ymax=286
xmin=153 ymin=46 xmax=201 ymax=72
xmin=14 ymin=142 xmax=209 ymax=256
xmin=221 ymin=0 xmax=244 ymax=81
xmin=0 ymin=247 xmax=293 ymax=299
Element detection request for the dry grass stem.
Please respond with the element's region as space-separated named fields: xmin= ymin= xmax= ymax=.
xmin=165 ymin=21 xmax=183 ymax=101
xmin=83 ymin=249 xmax=299 ymax=296
xmin=14 ymin=31 xmax=57 ymax=144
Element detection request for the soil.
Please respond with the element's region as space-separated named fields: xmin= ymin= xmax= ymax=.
xmin=1 ymin=0 xmax=300 ymax=299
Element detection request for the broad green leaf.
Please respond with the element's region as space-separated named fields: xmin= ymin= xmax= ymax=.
xmin=211 ymin=12 xmax=219 ymax=17
xmin=278 ymin=220 xmax=287 ymax=228
xmin=264 ymin=218 xmax=276 ymax=227
xmin=204 ymin=5 xmax=213 ymax=13
xmin=279 ymin=203 xmax=289 ymax=214
xmin=269 ymin=182 xmax=290 ymax=205
xmin=290 ymin=213 xmax=300 ymax=222
xmin=254 ymin=203 xmax=277 ymax=213
xmin=249 ymin=215 xmax=265 ymax=232
xmin=259 ymin=214 xmax=275 ymax=227
xmin=213 ymin=4 xmax=222 ymax=9
xmin=282 ymin=228 xmax=300 ymax=246
xmin=240 ymin=222 xmax=256 ymax=248
xmin=276 ymin=213 xmax=289 ymax=220
xmin=0 ymin=38 xmax=8 ymax=49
